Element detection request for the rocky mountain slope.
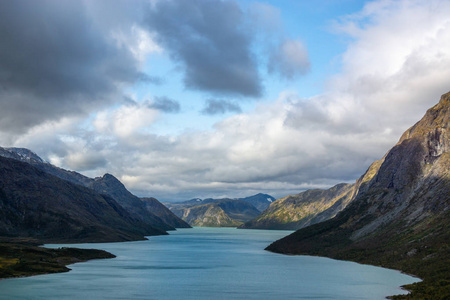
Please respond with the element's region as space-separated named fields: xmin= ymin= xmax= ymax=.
xmin=88 ymin=174 xmax=175 ymax=231
xmin=0 ymin=147 xmax=189 ymax=231
xmin=166 ymin=196 xmax=267 ymax=227
xmin=241 ymin=150 xmax=387 ymax=231
xmin=240 ymin=183 xmax=355 ymax=230
xmin=0 ymin=156 xmax=166 ymax=243
xmin=267 ymin=92 xmax=450 ymax=299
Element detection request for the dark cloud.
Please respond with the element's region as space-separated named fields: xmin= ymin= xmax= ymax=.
xmin=201 ymin=99 xmax=242 ymax=115
xmin=65 ymin=152 xmax=108 ymax=172
xmin=143 ymin=0 xmax=262 ymax=97
xmin=0 ymin=0 xmax=144 ymax=134
xmin=149 ymin=97 xmax=181 ymax=113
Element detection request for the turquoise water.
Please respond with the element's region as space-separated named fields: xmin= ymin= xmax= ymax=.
xmin=0 ymin=228 xmax=419 ymax=299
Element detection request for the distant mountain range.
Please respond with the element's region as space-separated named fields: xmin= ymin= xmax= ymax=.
xmin=240 ymin=183 xmax=356 ymax=230
xmin=0 ymin=147 xmax=190 ymax=243
xmin=165 ymin=194 xmax=275 ymax=227
xmin=240 ymin=149 xmax=393 ymax=231
xmin=266 ymin=91 xmax=450 ymax=298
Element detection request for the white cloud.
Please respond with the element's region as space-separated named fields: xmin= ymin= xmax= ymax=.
xmin=121 ymin=0 xmax=450 ymax=200
xmin=94 ymin=103 xmax=159 ymax=138
xmin=112 ymin=25 xmax=162 ymax=64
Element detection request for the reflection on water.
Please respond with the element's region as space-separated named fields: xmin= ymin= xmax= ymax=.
xmin=0 ymin=227 xmax=419 ymax=300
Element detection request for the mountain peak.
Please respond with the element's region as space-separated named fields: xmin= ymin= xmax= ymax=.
xmin=0 ymin=147 xmax=46 ymax=164
xmin=398 ymin=90 xmax=449 ymax=145
xmin=102 ymin=173 xmax=120 ymax=181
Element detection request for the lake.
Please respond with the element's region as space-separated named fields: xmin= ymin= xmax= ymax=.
xmin=0 ymin=227 xmax=420 ymax=299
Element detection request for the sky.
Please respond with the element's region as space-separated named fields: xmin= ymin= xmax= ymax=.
xmin=1 ymin=0 xmax=450 ymax=201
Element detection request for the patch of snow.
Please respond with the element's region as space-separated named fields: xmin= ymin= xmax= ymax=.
xmin=267 ymin=198 xmax=273 ymax=203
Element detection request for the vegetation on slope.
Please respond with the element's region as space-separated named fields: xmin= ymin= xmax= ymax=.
xmin=240 ymin=183 xmax=355 ymax=230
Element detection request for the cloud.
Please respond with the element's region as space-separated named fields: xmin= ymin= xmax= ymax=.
xmin=143 ymin=0 xmax=262 ymax=97
xmin=201 ymin=99 xmax=242 ymax=115
xmin=268 ymin=39 xmax=311 ymax=79
xmin=0 ymin=0 xmax=152 ymax=135
xmin=111 ymin=0 xmax=450 ymax=201
xmin=149 ymin=97 xmax=181 ymax=113
xmin=94 ymin=102 xmax=159 ymax=138
xmin=247 ymin=2 xmax=282 ymax=33
xmin=8 ymin=0 xmax=450 ymax=202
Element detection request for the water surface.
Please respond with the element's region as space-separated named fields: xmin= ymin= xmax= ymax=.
xmin=0 ymin=227 xmax=419 ymax=299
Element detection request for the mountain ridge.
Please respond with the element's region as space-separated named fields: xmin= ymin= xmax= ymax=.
xmin=0 ymin=148 xmax=190 ymax=231
xmin=165 ymin=194 xmax=274 ymax=227
xmin=239 ymin=183 xmax=355 ymax=230
xmin=0 ymin=156 xmax=164 ymax=243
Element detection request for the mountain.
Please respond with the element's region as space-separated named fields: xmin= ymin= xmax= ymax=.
xmin=239 ymin=193 xmax=275 ymax=211
xmin=0 ymin=147 xmax=46 ymax=164
xmin=165 ymin=196 xmax=265 ymax=227
xmin=164 ymin=194 xmax=275 ymax=227
xmin=266 ymin=92 xmax=450 ymax=299
xmin=0 ymin=147 xmax=93 ymax=187
xmin=88 ymin=174 xmax=175 ymax=231
xmin=140 ymin=197 xmax=191 ymax=228
xmin=0 ymin=156 xmax=166 ymax=243
xmin=240 ymin=183 xmax=355 ymax=230
xmin=179 ymin=199 xmax=261 ymax=227
xmin=240 ymin=158 xmax=385 ymax=231
xmin=0 ymin=147 xmax=188 ymax=230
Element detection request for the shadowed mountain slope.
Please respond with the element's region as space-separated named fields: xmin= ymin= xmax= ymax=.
xmin=88 ymin=174 xmax=175 ymax=231
xmin=0 ymin=156 xmax=166 ymax=243
xmin=239 ymin=193 xmax=275 ymax=211
xmin=141 ymin=197 xmax=191 ymax=228
xmin=0 ymin=148 xmax=188 ymax=230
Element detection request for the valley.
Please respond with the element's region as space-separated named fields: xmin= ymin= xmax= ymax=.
xmin=0 ymin=92 xmax=448 ymax=299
